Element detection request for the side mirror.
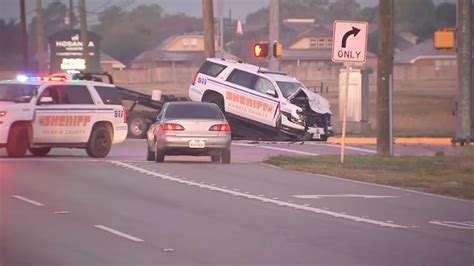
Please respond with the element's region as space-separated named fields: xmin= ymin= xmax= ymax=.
xmin=266 ymin=89 xmax=277 ymax=98
xmin=38 ymin=96 xmax=54 ymax=105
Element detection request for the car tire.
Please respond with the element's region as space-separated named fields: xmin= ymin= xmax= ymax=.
xmin=29 ymin=147 xmax=51 ymax=156
xmin=221 ymin=149 xmax=231 ymax=164
xmin=211 ymin=155 xmax=221 ymax=163
xmin=146 ymin=150 xmax=155 ymax=161
xmin=86 ymin=126 xmax=112 ymax=158
xmin=128 ymin=115 xmax=148 ymax=139
xmin=155 ymin=149 xmax=165 ymax=163
xmin=6 ymin=125 xmax=29 ymax=158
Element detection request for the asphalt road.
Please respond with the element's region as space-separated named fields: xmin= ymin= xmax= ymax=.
xmin=1 ymin=140 xmax=473 ymax=265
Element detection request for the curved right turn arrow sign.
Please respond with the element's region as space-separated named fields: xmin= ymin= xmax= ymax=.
xmin=332 ymin=20 xmax=368 ymax=63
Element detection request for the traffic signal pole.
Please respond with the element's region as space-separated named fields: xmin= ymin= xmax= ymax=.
xmin=269 ymin=0 xmax=280 ymax=70
xmin=202 ymin=0 xmax=216 ymax=58
xmin=36 ymin=0 xmax=46 ymax=74
xmin=79 ymin=0 xmax=90 ymax=72
xmin=454 ymin=0 xmax=472 ymax=144
xmin=20 ymin=0 xmax=28 ymax=71
xmin=376 ymin=0 xmax=394 ymax=156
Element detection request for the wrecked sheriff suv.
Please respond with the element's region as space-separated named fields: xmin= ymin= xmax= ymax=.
xmin=189 ymin=58 xmax=333 ymax=141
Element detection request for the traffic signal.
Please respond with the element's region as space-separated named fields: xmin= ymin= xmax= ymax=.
xmin=434 ymin=29 xmax=455 ymax=50
xmin=253 ymin=42 xmax=269 ymax=58
xmin=273 ymin=41 xmax=283 ymax=58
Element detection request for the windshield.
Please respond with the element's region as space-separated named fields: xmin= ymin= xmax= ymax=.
xmin=0 ymin=84 xmax=37 ymax=103
xmin=276 ymin=81 xmax=305 ymax=98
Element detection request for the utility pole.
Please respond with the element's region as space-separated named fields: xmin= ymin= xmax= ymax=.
xmin=69 ymin=0 xmax=74 ymax=30
xmin=79 ymin=0 xmax=90 ymax=71
xmin=455 ymin=0 xmax=472 ymax=144
xmin=36 ymin=0 xmax=46 ymax=74
xmin=269 ymin=0 xmax=280 ymax=70
xmin=20 ymin=0 xmax=28 ymax=70
xmin=217 ymin=0 xmax=224 ymax=57
xmin=202 ymin=0 xmax=215 ymax=58
xmin=376 ymin=0 xmax=394 ymax=156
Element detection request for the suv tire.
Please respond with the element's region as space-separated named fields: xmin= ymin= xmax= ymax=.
xmin=29 ymin=147 xmax=51 ymax=156
xmin=203 ymin=93 xmax=225 ymax=113
xmin=6 ymin=125 xmax=29 ymax=158
xmin=86 ymin=126 xmax=112 ymax=158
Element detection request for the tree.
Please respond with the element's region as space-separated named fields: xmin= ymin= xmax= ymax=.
xmin=328 ymin=0 xmax=361 ymax=20
xmin=435 ymin=2 xmax=456 ymax=28
xmin=358 ymin=6 xmax=378 ymax=22
xmin=0 ymin=19 xmax=22 ymax=70
xmin=395 ymin=0 xmax=436 ymax=40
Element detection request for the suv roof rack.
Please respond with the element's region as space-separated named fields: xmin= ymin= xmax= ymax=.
xmin=257 ymin=69 xmax=287 ymax=76
xmin=72 ymin=72 xmax=114 ymax=84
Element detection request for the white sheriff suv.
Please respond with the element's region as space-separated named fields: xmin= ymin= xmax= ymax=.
xmin=189 ymin=58 xmax=333 ymax=141
xmin=0 ymin=75 xmax=128 ymax=158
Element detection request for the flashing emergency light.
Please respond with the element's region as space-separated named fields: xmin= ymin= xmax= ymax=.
xmin=16 ymin=75 xmax=66 ymax=82
xmin=253 ymin=42 xmax=269 ymax=58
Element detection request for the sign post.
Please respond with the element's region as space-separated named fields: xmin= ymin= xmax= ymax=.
xmin=331 ymin=20 xmax=368 ymax=163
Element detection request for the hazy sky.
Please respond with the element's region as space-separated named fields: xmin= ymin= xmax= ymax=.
xmin=0 ymin=0 xmax=453 ymax=25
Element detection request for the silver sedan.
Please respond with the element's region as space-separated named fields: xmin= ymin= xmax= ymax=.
xmin=146 ymin=102 xmax=232 ymax=163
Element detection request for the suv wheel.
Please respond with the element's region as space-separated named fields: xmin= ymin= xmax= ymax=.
xmin=203 ymin=93 xmax=224 ymax=113
xmin=86 ymin=126 xmax=112 ymax=158
xmin=6 ymin=125 xmax=29 ymax=158
xmin=29 ymin=147 xmax=51 ymax=156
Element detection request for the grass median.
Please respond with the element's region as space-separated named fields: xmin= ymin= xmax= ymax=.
xmin=264 ymin=155 xmax=474 ymax=199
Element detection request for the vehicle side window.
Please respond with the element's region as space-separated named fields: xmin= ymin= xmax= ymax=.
xmin=254 ymin=77 xmax=277 ymax=96
xmin=39 ymin=85 xmax=93 ymax=105
xmin=226 ymin=69 xmax=258 ymax=89
xmin=198 ymin=61 xmax=227 ymax=77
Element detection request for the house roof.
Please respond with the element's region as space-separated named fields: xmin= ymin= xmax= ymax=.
xmin=394 ymin=38 xmax=455 ymax=64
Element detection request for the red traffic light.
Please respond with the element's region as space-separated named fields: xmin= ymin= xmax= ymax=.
xmin=253 ymin=42 xmax=269 ymax=58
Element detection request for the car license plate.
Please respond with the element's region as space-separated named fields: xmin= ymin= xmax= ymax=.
xmin=189 ymin=139 xmax=206 ymax=149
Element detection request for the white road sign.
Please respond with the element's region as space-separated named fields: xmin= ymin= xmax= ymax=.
xmin=331 ymin=20 xmax=369 ymax=63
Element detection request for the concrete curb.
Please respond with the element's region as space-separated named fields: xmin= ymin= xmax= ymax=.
xmin=327 ymin=137 xmax=452 ymax=145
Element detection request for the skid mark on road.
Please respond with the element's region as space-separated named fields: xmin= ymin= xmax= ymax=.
xmin=108 ymin=161 xmax=407 ymax=229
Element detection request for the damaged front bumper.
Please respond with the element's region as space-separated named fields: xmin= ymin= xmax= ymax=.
xmin=280 ymin=112 xmax=333 ymax=141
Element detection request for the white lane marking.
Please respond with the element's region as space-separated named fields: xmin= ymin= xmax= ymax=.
xmin=233 ymin=143 xmax=319 ymax=156
xmin=429 ymin=221 xmax=474 ymax=229
xmin=94 ymin=225 xmax=144 ymax=242
xmin=13 ymin=195 xmax=45 ymax=207
xmin=309 ymin=143 xmax=378 ymax=154
xmin=294 ymin=194 xmax=399 ymax=199
xmin=109 ymin=161 xmax=407 ymax=229
xmin=316 ymin=173 xmax=474 ymax=203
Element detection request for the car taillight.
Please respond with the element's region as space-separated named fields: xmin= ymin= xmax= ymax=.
xmin=192 ymin=72 xmax=198 ymax=85
xmin=0 ymin=111 xmax=6 ymax=117
xmin=161 ymin=123 xmax=185 ymax=131
xmin=123 ymin=108 xmax=128 ymax=123
xmin=209 ymin=124 xmax=231 ymax=132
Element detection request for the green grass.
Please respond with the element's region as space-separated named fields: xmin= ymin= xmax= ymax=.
xmin=264 ymin=155 xmax=474 ymax=199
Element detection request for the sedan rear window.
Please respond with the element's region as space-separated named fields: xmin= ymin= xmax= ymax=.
xmin=165 ymin=104 xmax=225 ymax=119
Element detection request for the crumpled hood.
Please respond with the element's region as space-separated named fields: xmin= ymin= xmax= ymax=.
xmin=288 ymin=88 xmax=331 ymax=114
